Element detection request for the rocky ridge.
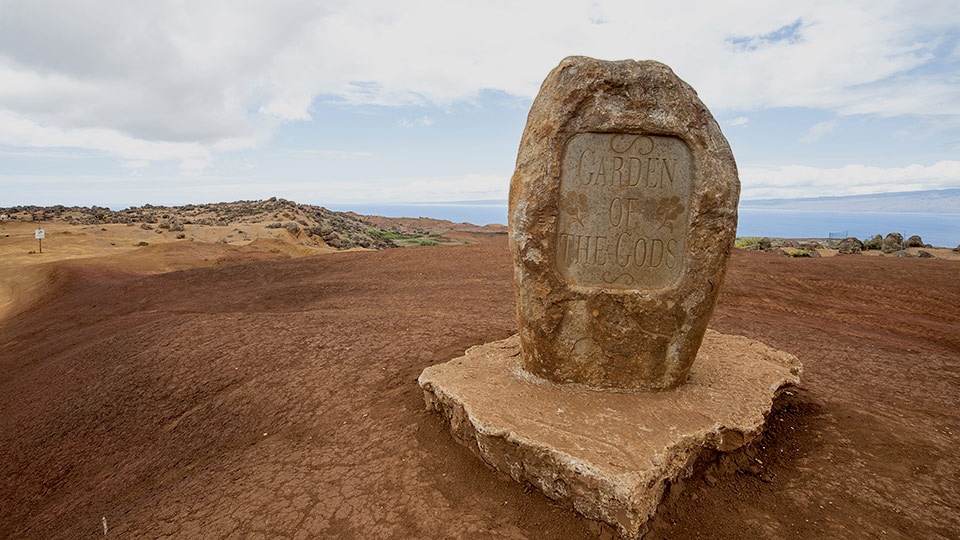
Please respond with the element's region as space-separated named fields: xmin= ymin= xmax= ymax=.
xmin=734 ymin=234 xmax=957 ymax=258
xmin=0 ymin=198 xmax=503 ymax=250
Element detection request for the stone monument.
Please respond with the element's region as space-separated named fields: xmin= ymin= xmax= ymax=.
xmin=419 ymin=57 xmax=801 ymax=539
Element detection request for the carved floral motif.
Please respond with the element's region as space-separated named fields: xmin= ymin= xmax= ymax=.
xmin=656 ymin=196 xmax=684 ymax=232
xmin=561 ymin=191 xmax=588 ymax=227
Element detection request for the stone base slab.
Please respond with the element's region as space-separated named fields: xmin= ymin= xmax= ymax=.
xmin=418 ymin=330 xmax=802 ymax=539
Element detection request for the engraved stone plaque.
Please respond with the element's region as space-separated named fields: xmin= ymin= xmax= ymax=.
xmin=556 ymin=133 xmax=692 ymax=289
xmin=509 ymin=56 xmax=740 ymax=390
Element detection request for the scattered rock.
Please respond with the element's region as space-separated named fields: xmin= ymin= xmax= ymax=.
xmin=917 ymin=250 xmax=934 ymax=258
xmin=837 ymin=237 xmax=863 ymax=255
xmin=882 ymin=233 xmax=904 ymax=253
xmin=0 ymin=199 xmax=443 ymax=252
xmin=906 ymin=235 xmax=924 ymax=248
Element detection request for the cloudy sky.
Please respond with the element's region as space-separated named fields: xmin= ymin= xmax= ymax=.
xmin=1 ymin=0 xmax=959 ymax=213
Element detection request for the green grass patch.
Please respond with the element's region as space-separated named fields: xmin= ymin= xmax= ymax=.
xmin=367 ymin=229 xmax=423 ymax=241
xmin=363 ymin=228 xmax=445 ymax=247
xmin=735 ymin=237 xmax=764 ymax=250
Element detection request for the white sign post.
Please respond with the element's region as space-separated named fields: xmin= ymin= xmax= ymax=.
xmin=35 ymin=228 xmax=44 ymax=253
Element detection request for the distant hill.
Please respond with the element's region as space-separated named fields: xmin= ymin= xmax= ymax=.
xmin=740 ymin=188 xmax=960 ymax=214
xmin=0 ymin=198 xmax=506 ymax=250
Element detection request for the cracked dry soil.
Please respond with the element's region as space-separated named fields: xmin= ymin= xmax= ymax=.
xmin=0 ymin=236 xmax=958 ymax=539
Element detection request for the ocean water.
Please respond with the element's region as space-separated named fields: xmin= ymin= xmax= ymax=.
xmin=737 ymin=209 xmax=960 ymax=248
xmin=327 ymin=203 xmax=510 ymax=227
xmin=329 ymin=203 xmax=960 ymax=248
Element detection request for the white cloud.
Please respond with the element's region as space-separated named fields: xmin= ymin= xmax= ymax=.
xmin=799 ymin=120 xmax=837 ymax=143
xmin=587 ymin=2 xmax=609 ymax=25
xmin=397 ymin=116 xmax=435 ymax=128
xmin=740 ymin=160 xmax=960 ymax=199
xmin=2 ymin=2 xmax=958 ymax=132
xmin=1 ymin=0 xmax=959 ymax=203
xmin=0 ymin=110 xmax=211 ymax=166
xmin=299 ymin=149 xmax=375 ymax=159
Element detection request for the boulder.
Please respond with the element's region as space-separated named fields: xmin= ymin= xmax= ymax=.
xmin=509 ymin=56 xmax=739 ymax=390
xmin=837 ymin=237 xmax=863 ymax=255
xmin=882 ymin=232 xmax=903 ymax=253
xmin=906 ymin=235 xmax=924 ymax=248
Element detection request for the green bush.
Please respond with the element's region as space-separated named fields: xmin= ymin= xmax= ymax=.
xmin=367 ymin=229 xmax=420 ymax=240
xmin=735 ymin=237 xmax=763 ymax=250
xmin=862 ymin=234 xmax=883 ymax=250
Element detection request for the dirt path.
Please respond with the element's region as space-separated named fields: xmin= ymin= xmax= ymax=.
xmin=0 ymin=239 xmax=957 ymax=539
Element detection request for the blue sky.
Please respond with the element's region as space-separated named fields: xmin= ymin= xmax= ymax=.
xmin=1 ymin=0 xmax=959 ymax=210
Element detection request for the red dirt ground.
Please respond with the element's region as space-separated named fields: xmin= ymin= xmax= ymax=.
xmin=1 ymin=236 xmax=957 ymax=539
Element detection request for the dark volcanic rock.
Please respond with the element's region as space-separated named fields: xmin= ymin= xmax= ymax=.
xmin=882 ymin=233 xmax=904 ymax=253
xmin=837 ymin=237 xmax=863 ymax=255
xmin=906 ymin=235 xmax=925 ymax=248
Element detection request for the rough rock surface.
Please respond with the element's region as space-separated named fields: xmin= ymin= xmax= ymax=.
xmin=906 ymin=235 xmax=925 ymax=248
xmin=837 ymin=237 xmax=863 ymax=254
xmin=882 ymin=232 xmax=904 ymax=253
xmin=509 ymin=56 xmax=739 ymax=390
xmin=420 ymin=330 xmax=801 ymax=539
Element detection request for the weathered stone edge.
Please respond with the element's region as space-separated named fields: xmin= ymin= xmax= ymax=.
xmin=418 ymin=336 xmax=801 ymax=538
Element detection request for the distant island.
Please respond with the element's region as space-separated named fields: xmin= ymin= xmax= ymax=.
xmin=739 ymin=188 xmax=960 ymax=214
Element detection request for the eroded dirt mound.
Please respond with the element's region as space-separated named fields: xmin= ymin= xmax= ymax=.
xmin=0 ymin=243 xmax=957 ymax=539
